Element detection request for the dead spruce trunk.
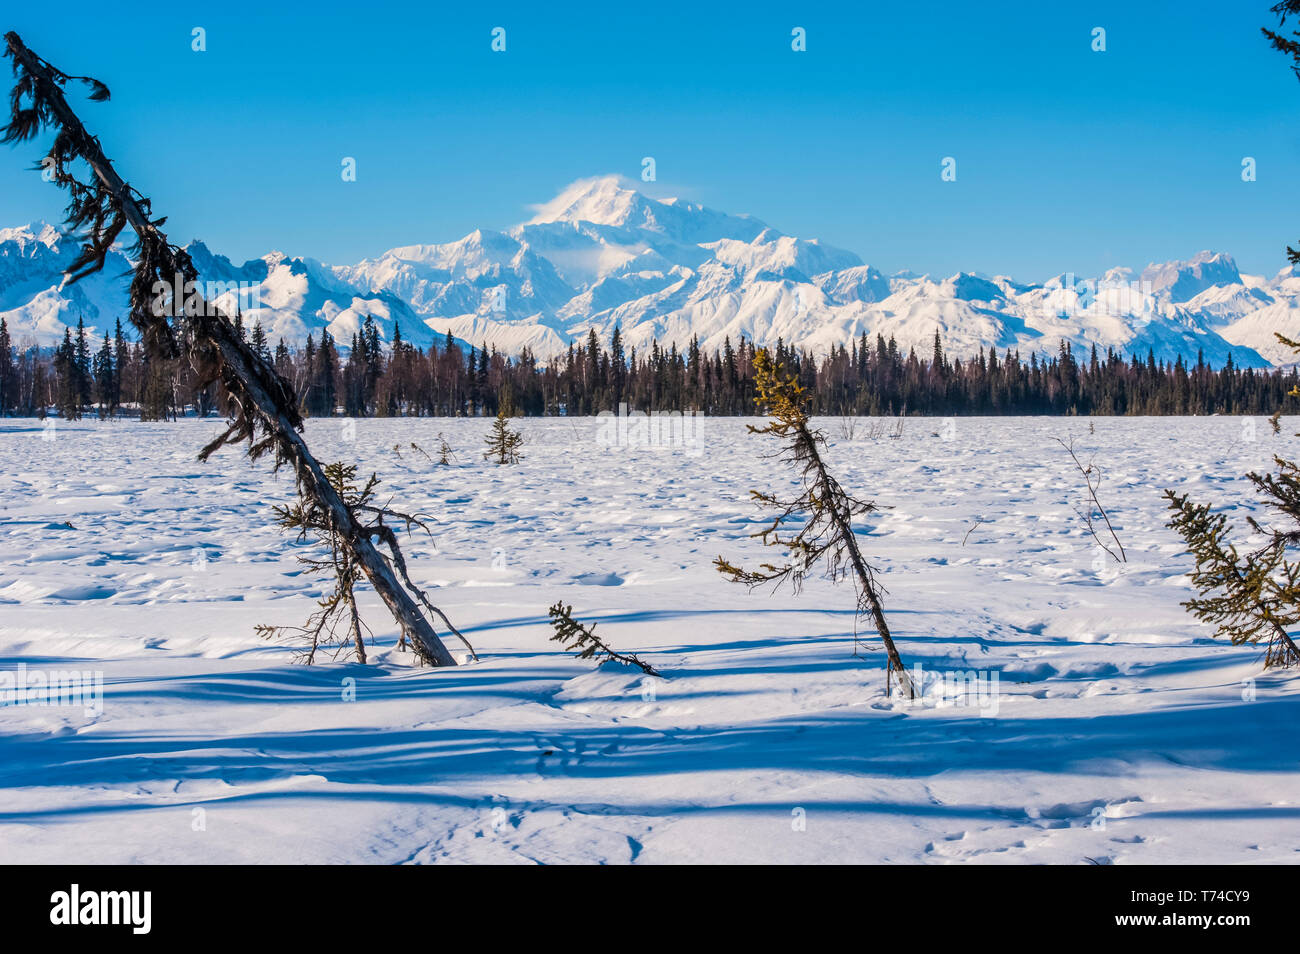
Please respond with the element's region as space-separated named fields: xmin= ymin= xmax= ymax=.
xmin=3 ymin=32 xmax=457 ymax=667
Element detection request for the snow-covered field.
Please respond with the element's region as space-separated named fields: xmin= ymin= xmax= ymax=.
xmin=0 ymin=414 xmax=1297 ymax=864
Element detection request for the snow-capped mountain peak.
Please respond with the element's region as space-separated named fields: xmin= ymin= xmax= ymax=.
xmin=527 ymin=175 xmax=648 ymax=227
xmin=524 ymin=175 xmax=767 ymax=248
xmin=1140 ymin=251 xmax=1242 ymax=303
xmin=0 ymin=221 xmax=62 ymax=252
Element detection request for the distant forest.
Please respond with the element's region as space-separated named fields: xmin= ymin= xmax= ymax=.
xmin=1 ymin=313 xmax=1295 ymax=420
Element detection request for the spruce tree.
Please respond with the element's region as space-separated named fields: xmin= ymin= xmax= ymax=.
xmin=31 ymin=358 xmax=47 ymax=418
xmin=364 ymin=314 xmax=382 ymax=393
xmin=274 ymin=337 xmax=291 ymax=379
xmin=1165 ymin=463 xmax=1300 ymax=668
xmin=0 ymin=316 xmax=13 ymax=414
xmin=344 ymin=332 xmax=365 ymax=415
xmin=300 ymin=333 xmax=317 ymax=415
xmin=483 ymin=389 xmax=524 ymax=464
xmin=1164 ymin=330 xmax=1300 ymax=667
xmin=140 ymin=349 xmax=172 ymax=421
xmin=316 ymin=332 xmax=338 ymax=416
xmin=250 ymin=319 xmax=269 ymax=362
xmin=93 ymin=331 xmax=113 ymax=417
xmin=111 ymin=318 xmax=127 ymax=414
xmin=73 ymin=317 xmax=91 ymax=409
xmin=715 ymin=348 xmax=916 ymax=697
xmin=53 ymin=327 xmax=79 ymax=420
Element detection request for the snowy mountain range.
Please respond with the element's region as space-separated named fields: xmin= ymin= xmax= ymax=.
xmin=2 ymin=175 xmax=1296 ymax=368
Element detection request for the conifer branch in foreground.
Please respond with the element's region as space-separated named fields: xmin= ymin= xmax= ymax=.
xmin=1164 ymin=479 xmax=1300 ymax=669
xmin=547 ymin=602 xmax=660 ymax=676
xmin=1164 ymin=335 xmax=1300 ymax=669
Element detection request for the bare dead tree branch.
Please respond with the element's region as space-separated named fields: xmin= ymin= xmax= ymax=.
xmin=1056 ymin=437 xmax=1127 ymax=563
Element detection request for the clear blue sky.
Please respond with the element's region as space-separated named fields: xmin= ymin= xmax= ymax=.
xmin=2 ymin=0 xmax=1299 ymax=280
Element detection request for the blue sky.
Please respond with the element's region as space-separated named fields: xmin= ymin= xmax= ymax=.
xmin=2 ymin=0 xmax=1299 ymax=279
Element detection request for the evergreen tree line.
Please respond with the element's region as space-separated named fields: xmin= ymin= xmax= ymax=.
xmin=2 ymin=314 xmax=1296 ymax=420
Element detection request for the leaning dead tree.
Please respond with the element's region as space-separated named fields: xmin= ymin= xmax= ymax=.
xmin=715 ymin=349 xmax=916 ymax=698
xmin=2 ymin=32 xmax=460 ymax=666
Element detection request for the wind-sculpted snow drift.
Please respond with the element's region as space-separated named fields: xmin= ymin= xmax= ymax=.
xmin=1 ymin=176 xmax=1291 ymax=367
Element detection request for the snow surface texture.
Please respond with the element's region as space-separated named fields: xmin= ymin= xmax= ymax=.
xmin=0 ymin=416 xmax=1298 ymax=864
xmin=2 ymin=177 xmax=1296 ymax=368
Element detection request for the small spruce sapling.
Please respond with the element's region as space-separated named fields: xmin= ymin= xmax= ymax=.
xmin=547 ymin=601 xmax=660 ymax=675
xmin=435 ymin=432 xmax=455 ymax=465
xmin=484 ymin=391 xmax=524 ymax=464
xmin=715 ymin=348 xmax=916 ymax=697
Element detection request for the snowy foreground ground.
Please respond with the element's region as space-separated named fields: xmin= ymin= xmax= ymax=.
xmin=1 ymin=414 xmax=1297 ymax=865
